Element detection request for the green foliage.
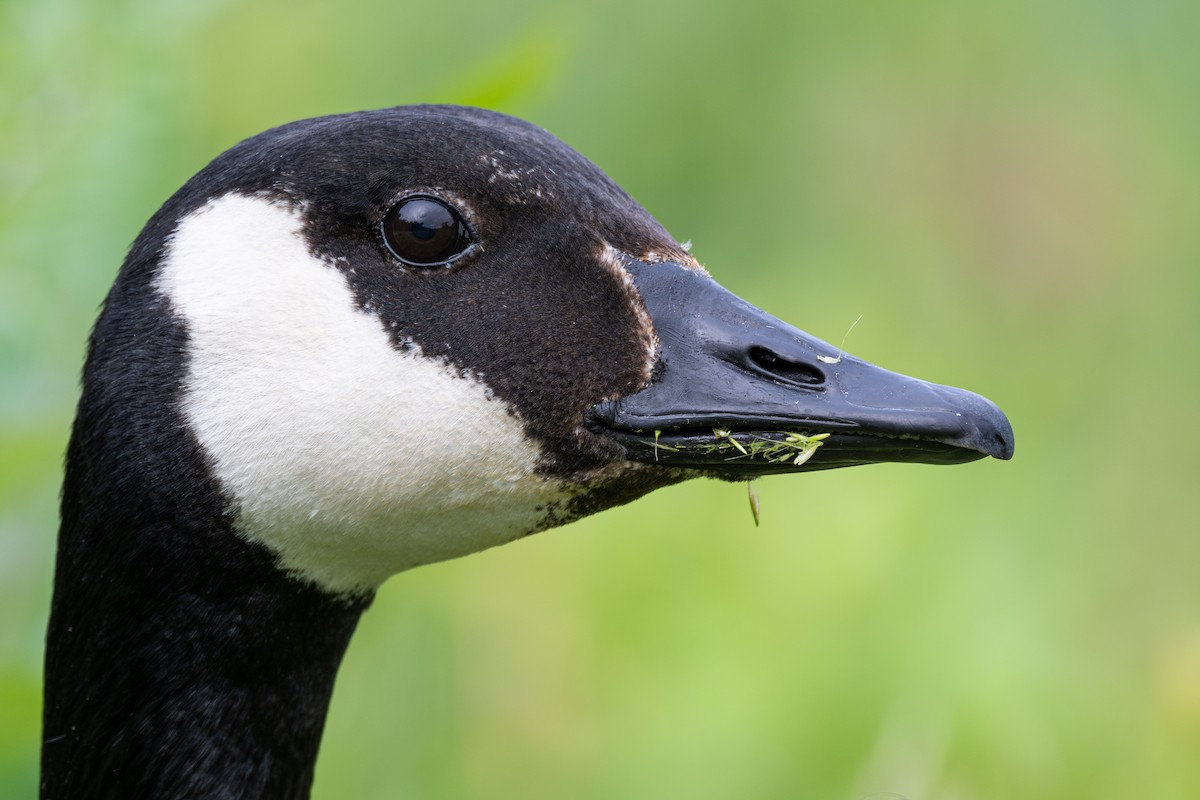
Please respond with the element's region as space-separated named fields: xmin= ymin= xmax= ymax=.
xmin=3 ymin=0 xmax=1198 ymax=798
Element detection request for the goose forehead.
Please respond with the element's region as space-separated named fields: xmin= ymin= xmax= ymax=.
xmin=241 ymin=108 xmax=688 ymax=255
xmin=155 ymin=193 xmax=577 ymax=594
xmin=264 ymin=109 xmax=594 ymax=204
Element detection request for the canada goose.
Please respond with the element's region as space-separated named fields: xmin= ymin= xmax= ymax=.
xmin=43 ymin=104 xmax=1013 ymax=799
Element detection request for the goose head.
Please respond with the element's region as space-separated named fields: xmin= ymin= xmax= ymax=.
xmin=136 ymin=105 xmax=1010 ymax=594
xmin=45 ymin=104 xmax=1012 ymax=797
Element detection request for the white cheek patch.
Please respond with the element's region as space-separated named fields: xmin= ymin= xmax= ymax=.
xmin=156 ymin=193 xmax=567 ymax=595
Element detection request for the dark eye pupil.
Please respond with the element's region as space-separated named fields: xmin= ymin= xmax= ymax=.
xmin=411 ymin=223 xmax=437 ymax=242
xmin=382 ymin=197 xmax=470 ymax=266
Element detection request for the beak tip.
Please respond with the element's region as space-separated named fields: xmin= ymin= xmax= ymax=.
xmin=990 ymin=430 xmax=1016 ymax=461
xmin=929 ymin=383 xmax=1014 ymax=462
xmin=966 ymin=395 xmax=1015 ymax=461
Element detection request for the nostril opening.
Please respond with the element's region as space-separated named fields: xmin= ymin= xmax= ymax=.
xmin=747 ymin=346 xmax=824 ymax=387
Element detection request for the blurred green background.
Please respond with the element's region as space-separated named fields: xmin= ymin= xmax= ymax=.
xmin=2 ymin=0 xmax=1197 ymax=797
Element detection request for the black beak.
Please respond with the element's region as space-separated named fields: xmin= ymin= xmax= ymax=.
xmin=586 ymin=257 xmax=1014 ymax=477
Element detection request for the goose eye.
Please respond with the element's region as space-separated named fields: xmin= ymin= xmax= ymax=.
xmin=382 ymin=196 xmax=471 ymax=266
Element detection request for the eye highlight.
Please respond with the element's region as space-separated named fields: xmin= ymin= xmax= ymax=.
xmin=381 ymin=196 xmax=472 ymax=267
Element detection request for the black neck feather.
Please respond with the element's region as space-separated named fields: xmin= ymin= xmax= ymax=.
xmin=42 ymin=519 xmax=368 ymax=800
